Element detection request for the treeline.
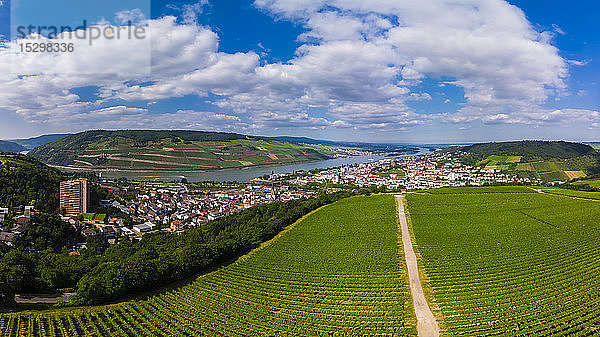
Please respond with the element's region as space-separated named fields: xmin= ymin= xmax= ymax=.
xmin=1 ymin=188 xmax=382 ymax=307
xmin=0 ymin=153 xmax=63 ymax=214
xmin=557 ymin=182 xmax=600 ymax=192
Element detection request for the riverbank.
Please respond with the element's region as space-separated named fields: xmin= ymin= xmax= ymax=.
xmin=54 ymin=149 xmax=431 ymax=182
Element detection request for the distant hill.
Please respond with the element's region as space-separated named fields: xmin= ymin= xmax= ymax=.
xmin=459 ymin=141 xmax=598 ymax=161
xmin=453 ymin=141 xmax=600 ymax=182
xmin=0 ymin=153 xmax=64 ymax=213
xmin=28 ymin=130 xmax=339 ymax=171
xmin=273 ymin=136 xmax=420 ymax=153
xmin=0 ymin=140 xmax=26 ymax=153
xmin=8 ymin=134 xmax=70 ymax=150
xmin=587 ymin=142 xmax=600 ymax=150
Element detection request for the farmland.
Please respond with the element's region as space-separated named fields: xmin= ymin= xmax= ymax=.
xmin=474 ymin=154 xmax=593 ymax=182
xmin=406 ymin=186 xmax=600 ymax=335
xmin=0 ymin=195 xmax=415 ymax=336
xmin=28 ymin=130 xmax=345 ymax=171
xmin=453 ymin=141 xmax=600 ymax=182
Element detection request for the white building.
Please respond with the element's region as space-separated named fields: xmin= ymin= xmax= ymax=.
xmin=133 ymin=222 xmax=157 ymax=235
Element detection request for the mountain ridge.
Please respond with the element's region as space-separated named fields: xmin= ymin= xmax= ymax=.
xmin=0 ymin=141 xmax=27 ymax=153
xmin=7 ymin=134 xmax=71 ymax=150
xmin=28 ymin=130 xmax=340 ymax=171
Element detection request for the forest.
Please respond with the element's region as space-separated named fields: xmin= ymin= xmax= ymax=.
xmin=0 ymin=153 xmax=63 ymax=214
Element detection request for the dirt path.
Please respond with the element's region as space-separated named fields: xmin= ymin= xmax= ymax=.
xmin=396 ymin=195 xmax=439 ymax=337
xmin=529 ymin=187 xmax=600 ymax=202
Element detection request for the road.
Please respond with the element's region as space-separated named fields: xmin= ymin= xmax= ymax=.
xmin=396 ymin=195 xmax=440 ymax=337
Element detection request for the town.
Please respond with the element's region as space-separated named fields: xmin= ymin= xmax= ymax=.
xmin=283 ymin=150 xmax=542 ymax=190
xmin=1 ymin=150 xmax=543 ymax=249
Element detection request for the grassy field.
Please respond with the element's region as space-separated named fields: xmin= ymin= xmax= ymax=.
xmin=406 ymin=186 xmax=600 ymax=335
xmin=425 ymin=186 xmax=534 ymax=194
xmin=539 ymin=188 xmax=600 ymax=200
xmin=82 ymin=213 xmax=106 ymax=221
xmin=477 ymin=155 xmax=522 ymax=168
xmin=573 ymin=178 xmax=600 ymax=188
xmin=563 ymin=170 xmax=586 ymax=179
xmin=0 ymin=195 xmax=415 ymax=336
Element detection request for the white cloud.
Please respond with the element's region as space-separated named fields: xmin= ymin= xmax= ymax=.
xmin=115 ymin=9 xmax=148 ymax=24
xmin=183 ymin=1 xmax=210 ymax=24
xmin=0 ymin=0 xmax=586 ymax=137
xmin=568 ymin=59 xmax=591 ymax=66
xmin=254 ymin=0 xmax=568 ymax=127
xmin=91 ymin=106 xmax=147 ymax=116
xmin=433 ymin=108 xmax=600 ymax=126
xmin=552 ymin=24 xmax=566 ymax=36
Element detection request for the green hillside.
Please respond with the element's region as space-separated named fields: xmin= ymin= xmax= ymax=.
xmin=0 ymin=153 xmax=63 ymax=213
xmin=459 ymin=140 xmax=598 ymax=162
xmin=0 ymin=141 xmax=26 ymax=153
xmin=28 ymin=130 xmax=340 ymax=171
xmin=0 ymin=194 xmax=415 ymax=336
xmin=454 ymin=141 xmax=600 ymax=182
xmin=407 ymin=186 xmax=600 ymax=335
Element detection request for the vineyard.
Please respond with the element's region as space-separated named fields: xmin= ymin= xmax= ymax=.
xmin=406 ymin=186 xmax=600 ymax=335
xmin=0 ymin=195 xmax=415 ymax=336
xmin=539 ymin=188 xmax=600 ymax=200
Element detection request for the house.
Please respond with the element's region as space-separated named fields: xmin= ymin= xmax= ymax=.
xmin=11 ymin=223 xmax=27 ymax=234
xmin=170 ymin=220 xmax=184 ymax=232
xmin=0 ymin=208 xmax=8 ymax=223
xmin=13 ymin=215 xmax=29 ymax=226
xmin=0 ymin=232 xmax=15 ymax=246
xmin=132 ymin=222 xmax=156 ymax=234
xmin=24 ymin=206 xmax=34 ymax=217
xmin=81 ymin=228 xmax=97 ymax=237
xmin=99 ymin=225 xmax=115 ymax=234
xmin=120 ymin=227 xmax=135 ymax=236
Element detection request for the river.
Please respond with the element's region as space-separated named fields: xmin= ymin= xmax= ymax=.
xmin=93 ymin=148 xmax=431 ymax=183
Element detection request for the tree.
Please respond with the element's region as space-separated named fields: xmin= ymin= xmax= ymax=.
xmin=15 ymin=213 xmax=75 ymax=251
xmin=85 ymin=235 xmax=109 ymax=256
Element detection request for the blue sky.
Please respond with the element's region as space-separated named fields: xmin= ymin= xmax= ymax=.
xmin=0 ymin=0 xmax=598 ymax=143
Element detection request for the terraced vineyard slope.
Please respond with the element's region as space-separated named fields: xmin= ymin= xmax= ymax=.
xmin=451 ymin=140 xmax=600 ymax=182
xmin=0 ymin=195 xmax=415 ymax=336
xmin=406 ymin=186 xmax=600 ymax=335
xmin=28 ymin=130 xmax=341 ymax=171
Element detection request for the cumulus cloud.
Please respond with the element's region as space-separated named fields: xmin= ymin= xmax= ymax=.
xmin=254 ymin=0 xmax=568 ymax=127
xmin=0 ymin=16 xmax=257 ymax=128
xmin=432 ymin=108 xmax=600 ymax=126
xmin=0 ymin=0 xmax=584 ymax=137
